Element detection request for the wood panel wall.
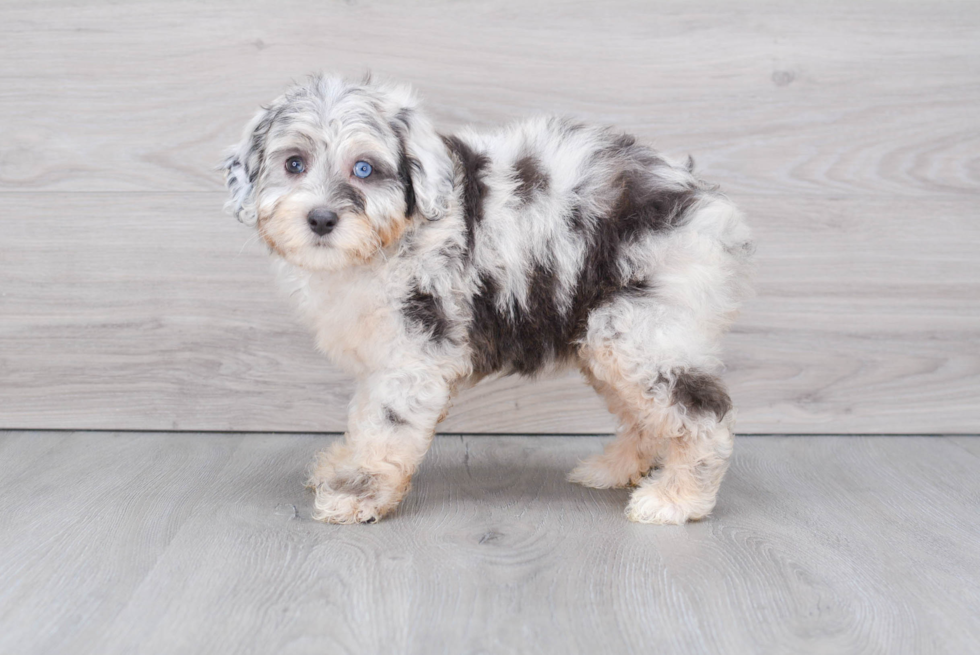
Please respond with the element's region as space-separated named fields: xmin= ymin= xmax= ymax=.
xmin=1 ymin=0 xmax=977 ymax=433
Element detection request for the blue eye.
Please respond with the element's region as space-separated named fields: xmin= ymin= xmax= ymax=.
xmin=353 ymin=161 xmax=373 ymax=178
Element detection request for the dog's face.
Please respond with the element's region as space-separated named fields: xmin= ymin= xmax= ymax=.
xmin=223 ymin=76 xmax=452 ymax=271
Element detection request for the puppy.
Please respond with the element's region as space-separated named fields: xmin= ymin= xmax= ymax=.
xmin=223 ymin=74 xmax=753 ymax=524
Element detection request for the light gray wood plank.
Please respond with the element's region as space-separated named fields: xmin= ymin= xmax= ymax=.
xmin=0 ymin=432 xmax=240 ymax=654
xmin=0 ymin=1 xmax=977 ymax=198
xmin=1 ymin=432 xmax=978 ymax=654
xmin=2 ymin=194 xmax=977 ymax=433
xmin=948 ymin=435 xmax=980 ymax=458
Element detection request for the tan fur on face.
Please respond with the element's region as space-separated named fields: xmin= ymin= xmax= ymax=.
xmin=256 ymin=196 xmax=309 ymax=259
xmin=233 ymin=84 xmax=423 ymax=273
xmin=373 ymin=212 xmax=409 ymax=252
xmin=257 ymin=190 xmax=398 ymax=271
xmin=343 ymin=211 xmax=410 ymax=264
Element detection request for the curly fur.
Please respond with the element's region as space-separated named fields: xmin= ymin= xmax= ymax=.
xmin=223 ymin=74 xmax=754 ymax=524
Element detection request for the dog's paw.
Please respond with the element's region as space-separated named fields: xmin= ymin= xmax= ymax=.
xmin=568 ymin=454 xmax=644 ymax=489
xmin=625 ymin=478 xmax=715 ymax=525
xmin=307 ymin=469 xmax=407 ymax=524
xmin=306 ymin=442 xmax=412 ymax=524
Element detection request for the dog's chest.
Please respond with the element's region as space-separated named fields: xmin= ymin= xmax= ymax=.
xmin=279 ymin=263 xmax=400 ymax=376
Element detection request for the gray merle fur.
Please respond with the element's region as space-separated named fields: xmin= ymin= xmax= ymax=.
xmin=403 ymin=283 xmax=450 ymax=343
xmin=442 ymin=135 xmax=489 ymax=253
xmin=671 ymin=370 xmax=732 ymax=420
xmin=464 ymin=134 xmax=703 ymax=377
xmin=512 ymin=155 xmax=550 ymax=204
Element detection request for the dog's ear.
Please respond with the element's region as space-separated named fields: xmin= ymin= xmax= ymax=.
xmin=222 ymin=104 xmax=278 ymax=225
xmin=390 ymin=102 xmax=453 ymax=222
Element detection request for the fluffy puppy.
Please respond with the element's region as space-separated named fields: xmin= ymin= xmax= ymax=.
xmin=223 ymin=74 xmax=753 ymax=524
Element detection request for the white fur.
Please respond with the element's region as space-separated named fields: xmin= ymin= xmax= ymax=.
xmin=224 ymin=74 xmax=754 ymax=524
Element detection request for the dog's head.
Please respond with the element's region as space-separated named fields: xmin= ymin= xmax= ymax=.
xmin=223 ymin=75 xmax=452 ymax=271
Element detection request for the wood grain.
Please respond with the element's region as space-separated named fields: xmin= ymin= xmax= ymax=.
xmin=2 ymin=193 xmax=977 ymax=433
xmin=1 ymin=432 xmax=979 ymax=654
xmin=1 ymin=0 xmax=978 ymax=433
xmin=0 ymin=1 xmax=977 ymax=197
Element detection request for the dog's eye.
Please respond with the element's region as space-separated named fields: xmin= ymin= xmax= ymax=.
xmin=353 ymin=161 xmax=373 ymax=179
xmin=285 ymin=156 xmax=306 ymax=175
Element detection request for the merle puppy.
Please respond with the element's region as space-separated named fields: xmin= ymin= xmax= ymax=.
xmin=223 ymin=74 xmax=753 ymax=524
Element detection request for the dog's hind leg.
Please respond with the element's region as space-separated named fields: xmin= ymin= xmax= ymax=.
xmin=573 ymin=295 xmax=736 ymax=524
xmin=624 ymin=369 xmax=734 ymax=524
xmin=567 ymin=367 xmax=657 ymax=488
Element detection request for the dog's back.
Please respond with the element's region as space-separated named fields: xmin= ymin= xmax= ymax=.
xmin=435 ymin=116 xmax=753 ymax=378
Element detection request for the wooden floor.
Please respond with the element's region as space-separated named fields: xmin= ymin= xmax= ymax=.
xmin=2 ymin=432 xmax=978 ymax=654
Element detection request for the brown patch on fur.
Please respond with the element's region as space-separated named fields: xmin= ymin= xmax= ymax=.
xmin=672 ymin=370 xmax=732 ymax=420
xmin=403 ymin=284 xmax=450 ymax=342
xmin=383 ymin=406 xmax=408 ymax=426
xmin=513 ymin=155 xmax=550 ymax=204
xmin=327 ymin=471 xmax=376 ymax=496
xmin=333 ymin=182 xmax=366 ymax=213
xmin=442 ymin=135 xmax=489 ymax=253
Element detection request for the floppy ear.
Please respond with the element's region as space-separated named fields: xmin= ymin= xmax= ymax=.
xmin=390 ymin=105 xmax=453 ymax=222
xmin=222 ymin=104 xmax=278 ymax=225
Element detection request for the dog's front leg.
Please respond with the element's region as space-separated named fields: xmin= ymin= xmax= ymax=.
xmin=306 ymin=367 xmax=451 ymax=524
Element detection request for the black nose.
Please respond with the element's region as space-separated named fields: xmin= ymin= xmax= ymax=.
xmin=307 ymin=208 xmax=339 ymax=236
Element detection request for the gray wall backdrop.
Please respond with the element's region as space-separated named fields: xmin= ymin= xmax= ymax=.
xmin=1 ymin=0 xmax=977 ymax=434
